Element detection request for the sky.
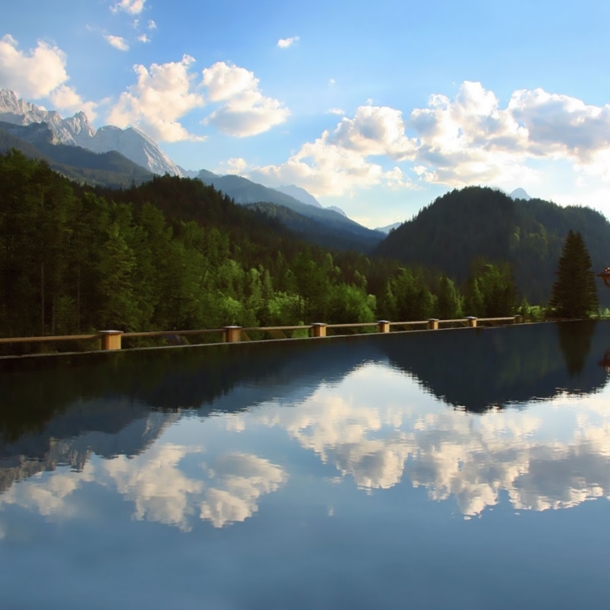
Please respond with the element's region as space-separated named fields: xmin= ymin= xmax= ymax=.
xmin=1 ymin=0 xmax=610 ymax=228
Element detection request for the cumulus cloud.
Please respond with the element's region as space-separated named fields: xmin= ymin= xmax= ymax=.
xmin=49 ymin=85 xmax=98 ymax=120
xmin=202 ymin=61 xmax=290 ymax=137
xmin=240 ymin=81 xmax=610 ymax=196
xmin=148 ymin=19 xmax=157 ymax=30
xmin=111 ymin=0 xmax=146 ymax=14
xmin=137 ymin=34 xmax=151 ymax=43
xmin=105 ymin=34 xmax=129 ymax=51
xmin=277 ymin=36 xmax=299 ymax=48
xmin=108 ymin=54 xmax=206 ymax=142
xmin=247 ymin=105 xmax=416 ymax=196
xmin=0 ymin=35 xmax=68 ymax=98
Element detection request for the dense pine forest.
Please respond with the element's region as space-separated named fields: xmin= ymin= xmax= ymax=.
xmin=0 ymin=150 xmax=605 ymax=345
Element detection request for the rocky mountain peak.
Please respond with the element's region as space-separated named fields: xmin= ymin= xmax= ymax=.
xmin=0 ymin=89 xmax=181 ymax=176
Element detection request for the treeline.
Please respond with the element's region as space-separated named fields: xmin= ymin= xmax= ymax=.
xmin=0 ymin=151 xmax=519 ymax=342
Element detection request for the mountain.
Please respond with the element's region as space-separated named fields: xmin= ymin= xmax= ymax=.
xmin=510 ymin=188 xmax=531 ymax=201
xmin=177 ymin=166 xmax=200 ymax=178
xmin=276 ymin=184 xmax=323 ymax=208
xmin=375 ymin=221 xmax=402 ymax=234
xmin=0 ymin=121 xmax=153 ymax=188
xmin=196 ymin=168 xmax=219 ymax=181
xmin=0 ymin=89 xmax=180 ymax=176
xmin=375 ymin=186 xmax=610 ymax=305
xmin=245 ymin=201 xmax=383 ymax=252
xmin=327 ymin=205 xmax=347 ymax=217
xmin=198 ymin=173 xmax=384 ymax=252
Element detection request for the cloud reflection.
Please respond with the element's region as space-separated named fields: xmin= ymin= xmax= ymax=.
xmin=234 ymin=364 xmax=610 ymax=516
xmin=0 ymin=444 xmax=287 ymax=531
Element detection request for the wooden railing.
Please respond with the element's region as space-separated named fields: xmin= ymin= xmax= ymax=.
xmin=0 ymin=316 xmax=523 ymax=354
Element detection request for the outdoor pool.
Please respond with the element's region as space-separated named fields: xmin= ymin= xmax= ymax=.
xmin=1 ymin=321 xmax=609 ymax=609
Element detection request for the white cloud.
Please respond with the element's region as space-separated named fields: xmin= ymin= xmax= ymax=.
xmin=331 ymin=104 xmax=415 ymax=160
xmin=49 ymin=85 xmax=98 ymax=120
xmin=241 ymin=81 xmax=610 ymax=197
xmin=108 ymin=55 xmax=206 ymax=142
xmin=246 ymin=104 xmax=416 ymax=196
xmin=105 ymin=34 xmax=129 ymax=51
xmin=111 ymin=0 xmax=146 ymax=15
xmin=148 ymin=19 xmax=157 ymax=29
xmin=329 ymin=78 xmax=335 ymax=87
xmin=328 ymin=108 xmax=344 ymax=115
xmin=277 ymin=36 xmax=299 ymax=49
xmin=0 ymin=35 xmax=68 ymax=98
xmin=202 ymin=61 xmax=289 ymax=137
xmin=137 ymin=34 xmax=151 ymax=43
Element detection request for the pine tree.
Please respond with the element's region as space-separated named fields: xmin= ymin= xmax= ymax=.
xmin=549 ymin=230 xmax=599 ymax=318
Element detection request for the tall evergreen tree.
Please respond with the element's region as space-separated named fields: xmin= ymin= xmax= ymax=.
xmin=549 ymin=230 xmax=599 ymax=318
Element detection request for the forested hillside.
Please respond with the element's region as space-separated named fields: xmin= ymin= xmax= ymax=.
xmin=2 ymin=152 xmax=605 ymax=347
xmin=0 ymin=151 xmax=385 ymax=341
xmin=376 ymin=187 xmax=610 ymax=305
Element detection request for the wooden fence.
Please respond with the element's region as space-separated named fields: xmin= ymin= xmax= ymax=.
xmin=0 ymin=316 xmax=523 ymax=353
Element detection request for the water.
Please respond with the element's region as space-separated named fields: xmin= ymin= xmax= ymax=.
xmin=1 ymin=322 xmax=609 ymax=609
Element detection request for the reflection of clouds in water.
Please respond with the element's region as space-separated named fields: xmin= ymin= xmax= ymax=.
xmin=103 ymin=446 xmax=286 ymax=530
xmin=0 ymin=444 xmax=286 ymax=531
xmin=200 ymin=453 xmax=286 ymax=528
xmin=235 ymin=364 xmax=610 ymax=516
xmin=103 ymin=444 xmax=204 ymax=531
xmin=0 ymin=463 xmax=96 ymax=520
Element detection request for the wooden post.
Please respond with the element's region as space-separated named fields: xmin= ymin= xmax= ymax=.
xmin=99 ymin=330 xmax=123 ymax=350
xmin=310 ymin=323 xmax=327 ymax=338
xmin=377 ymin=320 xmax=390 ymax=333
xmin=224 ymin=326 xmax=242 ymax=342
xmin=466 ymin=316 xmax=478 ymax=328
xmin=427 ymin=318 xmax=439 ymax=330
xmin=513 ymin=315 xmax=523 ymax=324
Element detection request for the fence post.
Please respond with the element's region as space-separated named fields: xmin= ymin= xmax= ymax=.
xmin=427 ymin=318 xmax=439 ymax=330
xmin=223 ymin=326 xmax=242 ymax=342
xmin=377 ymin=320 xmax=390 ymax=333
xmin=99 ymin=330 xmax=123 ymax=350
xmin=513 ymin=315 xmax=523 ymax=324
xmin=310 ymin=323 xmax=327 ymax=338
xmin=466 ymin=316 xmax=478 ymax=328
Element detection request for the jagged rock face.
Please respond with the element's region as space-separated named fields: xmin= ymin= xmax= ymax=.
xmin=0 ymin=121 xmax=59 ymax=146
xmin=0 ymin=89 xmax=181 ymax=176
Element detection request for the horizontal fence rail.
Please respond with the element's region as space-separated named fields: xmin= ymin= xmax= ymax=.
xmin=0 ymin=316 xmax=523 ymax=354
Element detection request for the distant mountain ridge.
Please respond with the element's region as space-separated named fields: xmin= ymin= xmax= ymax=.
xmin=197 ymin=173 xmax=384 ymax=252
xmin=0 ymin=89 xmax=181 ymax=176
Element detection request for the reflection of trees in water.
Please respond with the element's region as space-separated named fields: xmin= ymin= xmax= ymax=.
xmin=383 ymin=322 xmax=609 ymax=411
xmin=1 ymin=322 xmax=610 ymax=493
xmin=557 ymin=320 xmax=597 ymax=377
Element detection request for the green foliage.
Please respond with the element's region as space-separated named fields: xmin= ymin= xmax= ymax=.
xmin=549 ymin=230 xmax=599 ymax=318
xmin=375 ymin=186 xmax=610 ymax=306
xmin=463 ymin=261 xmax=518 ymax=317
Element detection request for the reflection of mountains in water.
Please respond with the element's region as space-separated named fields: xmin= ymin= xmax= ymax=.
xmin=1 ymin=321 xmax=608 ymax=491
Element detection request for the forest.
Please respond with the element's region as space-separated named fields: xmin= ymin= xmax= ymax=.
xmin=0 ymin=151 xmax=599 ymax=346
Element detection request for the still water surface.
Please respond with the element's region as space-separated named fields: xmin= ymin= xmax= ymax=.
xmin=1 ymin=322 xmax=610 ymax=609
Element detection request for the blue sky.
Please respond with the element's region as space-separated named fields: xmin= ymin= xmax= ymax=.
xmin=2 ymin=0 xmax=610 ymax=227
